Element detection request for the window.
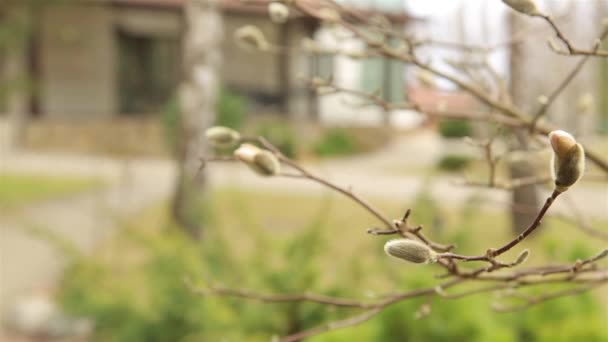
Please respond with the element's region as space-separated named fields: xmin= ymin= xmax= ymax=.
xmin=117 ymin=30 xmax=179 ymax=115
xmin=360 ymin=57 xmax=404 ymax=103
xmin=312 ymin=53 xmax=334 ymax=79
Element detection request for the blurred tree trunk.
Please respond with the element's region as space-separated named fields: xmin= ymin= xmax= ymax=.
xmin=172 ymin=0 xmax=222 ymax=239
xmin=508 ymin=12 xmax=540 ymax=235
xmin=4 ymin=3 xmax=30 ymax=149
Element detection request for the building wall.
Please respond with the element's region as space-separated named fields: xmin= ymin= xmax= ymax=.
xmin=39 ymin=4 xmax=117 ymax=119
xmin=286 ymin=18 xmax=315 ymax=120
xmin=222 ymin=14 xmax=282 ymax=95
xmin=37 ymin=6 xmax=315 ymax=119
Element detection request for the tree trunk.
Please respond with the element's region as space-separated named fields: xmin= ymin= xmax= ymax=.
xmin=172 ymin=0 xmax=222 ymax=239
xmin=4 ymin=3 xmax=30 ymax=150
xmin=507 ymin=12 xmax=540 ymax=235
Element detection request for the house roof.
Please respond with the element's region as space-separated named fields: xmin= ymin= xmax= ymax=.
xmin=408 ymin=86 xmax=481 ymax=112
xmin=109 ymin=0 xmax=185 ymax=8
xmin=109 ymin=0 xmax=417 ymax=23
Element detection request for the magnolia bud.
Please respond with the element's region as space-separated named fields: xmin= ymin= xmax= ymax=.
xmin=205 ymin=126 xmax=240 ymax=148
xmin=234 ymin=143 xmax=261 ymax=163
xmin=268 ymin=2 xmax=289 ymax=24
xmin=549 ymin=130 xmax=585 ymax=193
xmin=234 ymin=25 xmax=269 ymax=51
xmin=384 ymin=239 xmax=437 ymax=264
xmin=252 ymin=150 xmax=281 ymax=176
xmin=537 ymin=95 xmax=549 ymax=105
xmin=512 ymin=249 xmax=530 ymax=266
xmin=234 ymin=144 xmax=281 ymax=176
xmin=502 ymin=0 xmax=540 ymax=16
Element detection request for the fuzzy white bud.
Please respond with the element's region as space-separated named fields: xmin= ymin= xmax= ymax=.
xmin=384 ymin=239 xmax=438 ymax=264
xmin=502 ymin=0 xmax=540 ymax=16
xmin=205 ymin=126 xmax=240 ymax=148
xmin=513 ymin=249 xmax=530 ymax=266
xmin=234 ymin=144 xmax=281 ymax=176
xmin=234 ymin=25 xmax=269 ymax=51
xmin=268 ymin=2 xmax=289 ymax=24
xmin=549 ymin=130 xmax=585 ymax=193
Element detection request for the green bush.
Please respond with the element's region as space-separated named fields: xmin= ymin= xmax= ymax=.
xmin=255 ymin=121 xmax=298 ymax=158
xmin=313 ymin=128 xmax=358 ymax=157
xmin=161 ymin=96 xmax=180 ymax=155
xmin=437 ymin=154 xmax=471 ymax=172
xmin=216 ymin=88 xmax=246 ymax=130
xmin=56 ymin=197 xmax=334 ymax=341
xmin=438 ymin=119 xmax=473 ymax=138
xmin=161 ymin=88 xmax=246 ymax=155
xmin=32 ymin=190 xmax=606 ymax=342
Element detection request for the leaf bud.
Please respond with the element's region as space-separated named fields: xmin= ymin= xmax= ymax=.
xmin=234 ymin=144 xmax=281 ymax=176
xmin=502 ymin=0 xmax=541 ymax=16
xmin=268 ymin=2 xmax=289 ymax=24
xmin=205 ymin=126 xmax=240 ymax=148
xmin=234 ymin=25 xmax=269 ymax=51
xmin=549 ymin=130 xmax=585 ymax=193
xmin=384 ymin=239 xmax=438 ymax=264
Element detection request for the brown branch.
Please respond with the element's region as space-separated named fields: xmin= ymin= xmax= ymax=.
xmin=539 ymin=14 xmax=608 ymax=58
xmin=190 ymin=283 xmax=374 ymax=308
xmin=439 ymin=190 xmax=560 ymax=263
xmin=492 ymin=282 xmax=606 ymax=313
xmin=530 ymin=26 xmax=608 ymax=131
xmin=245 ymin=136 xmax=399 ymax=232
xmin=278 ymin=308 xmax=383 ymax=342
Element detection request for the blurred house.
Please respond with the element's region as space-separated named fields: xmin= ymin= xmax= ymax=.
xmin=0 ymin=0 xmax=418 ymax=132
xmin=1 ymin=0 xmax=320 ymax=120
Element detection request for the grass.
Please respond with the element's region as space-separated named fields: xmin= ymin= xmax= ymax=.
xmin=0 ymin=172 xmax=103 ymax=208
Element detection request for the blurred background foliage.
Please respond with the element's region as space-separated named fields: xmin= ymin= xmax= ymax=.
xmin=48 ymin=187 xmax=607 ymax=342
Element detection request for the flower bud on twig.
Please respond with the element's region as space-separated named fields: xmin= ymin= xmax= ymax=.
xmin=234 ymin=143 xmax=281 ymax=176
xmin=549 ymin=130 xmax=585 ymax=193
xmin=234 ymin=25 xmax=269 ymax=51
xmin=268 ymin=2 xmax=289 ymax=24
xmin=205 ymin=126 xmax=240 ymax=148
xmin=502 ymin=0 xmax=541 ymax=16
xmin=512 ymin=249 xmax=530 ymax=266
xmin=384 ymin=239 xmax=438 ymax=264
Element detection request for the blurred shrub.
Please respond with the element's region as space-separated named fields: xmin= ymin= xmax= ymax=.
xmin=438 ymin=119 xmax=472 ymax=138
xmin=162 ymin=88 xmax=246 ymax=155
xmin=437 ymin=154 xmax=471 ymax=172
xmin=317 ymin=269 xmax=606 ymax=342
xmin=313 ymin=128 xmax=357 ymax=157
xmin=216 ymin=88 xmax=246 ymax=130
xmin=312 ymin=127 xmax=393 ymax=158
xmin=255 ymin=121 xmax=298 ymax=158
xmin=56 ymin=198 xmax=334 ymax=341
xmin=161 ymin=96 xmax=179 ymax=155
xmin=32 ymin=190 xmax=605 ymax=342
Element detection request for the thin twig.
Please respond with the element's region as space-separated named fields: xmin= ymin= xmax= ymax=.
xmin=539 ymin=14 xmax=608 ymax=58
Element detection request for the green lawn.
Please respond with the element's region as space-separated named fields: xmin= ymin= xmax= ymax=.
xmin=0 ymin=173 xmax=103 ymax=208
